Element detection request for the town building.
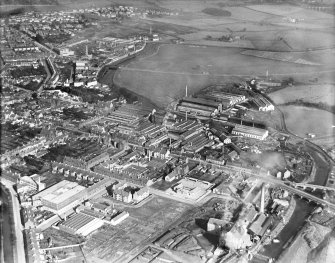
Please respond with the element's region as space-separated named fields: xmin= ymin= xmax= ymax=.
xmin=59 ymin=48 xmax=75 ymax=57
xmin=133 ymin=187 xmax=149 ymax=203
xmin=112 ymin=186 xmax=133 ymax=203
xmin=17 ymin=174 xmax=45 ymax=194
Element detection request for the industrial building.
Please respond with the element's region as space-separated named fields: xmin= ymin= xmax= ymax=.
xmin=207 ymin=218 xmax=227 ymax=231
xmin=106 ymin=109 xmax=140 ymax=126
xmin=138 ymin=123 xmax=165 ymax=138
xmin=252 ymin=95 xmax=274 ymax=111
xmin=232 ymin=125 xmax=269 ymax=140
xmin=33 ymin=180 xmax=87 ymax=213
xmin=111 ymin=211 xmax=129 ymax=225
xmin=176 ymin=104 xmax=213 ymax=117
xmin=181 ymin=132 xmax=214 ymax=153
xmin=196 ymin=91 xmax=245 ymax=108
xmin=60 ymin=212 xmax=104 ymax=236
xmin=171 ymin=120 xmax=198 ymax=132
xmin=167 ymin=178 xmax=213 ymax=201
xmin=248 ymin=213 xmax=271 ymax=237
xmin=176 ymin=97 xmax=223 ymax=117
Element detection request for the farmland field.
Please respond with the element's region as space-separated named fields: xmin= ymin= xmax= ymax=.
xmin=280 ymin=105 xmax=335 ymax=137
xmin=269 ymin=84 xmax=335 ymax=106
xmin=247 ymin=4 xmax=333 ymax=19
xmin=113 ymin=44 xmax=335 ymax=106
xmin=97 ymin=1 xmax=335 ymax=106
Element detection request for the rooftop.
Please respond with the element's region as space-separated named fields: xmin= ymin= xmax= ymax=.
xmin=34 ymin=180 xmax=86 ymax=204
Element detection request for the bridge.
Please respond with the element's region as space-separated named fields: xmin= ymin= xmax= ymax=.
xmin=252 ymin=174 xmax=335 ymax=211
xmin=185 ymin=157 xmax=335 ymax=210
xmin=155 ymin=153 xmax=335 ymax=210
xmin=292 ymin=183 xmax=335 ymax=192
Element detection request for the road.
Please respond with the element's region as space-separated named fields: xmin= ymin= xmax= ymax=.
xmin=1 ymin=180 xmax=26 ymax=263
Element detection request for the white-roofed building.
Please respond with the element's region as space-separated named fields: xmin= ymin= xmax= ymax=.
xmin=32 ymin=180 xmax=87 ymax=212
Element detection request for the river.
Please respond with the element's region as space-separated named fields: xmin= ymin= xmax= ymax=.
xmin=252 ymin=120 xmax=331 ymax=262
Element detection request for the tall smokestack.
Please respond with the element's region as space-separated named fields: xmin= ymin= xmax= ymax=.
xmin=185 ymin=85 xmax=188 ymax=97
xmin=86 ymin=45 xmax=89 ymax=56
xmin=260 ymin=184 xmax=265 ymax=213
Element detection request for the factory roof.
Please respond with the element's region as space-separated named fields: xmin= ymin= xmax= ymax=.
xmin=61 ymin=213 xmax=94 ymax=231
xmin=233 ymin=125 xmax=268 ymax=137
xmin=35 ymin=180 xmax=86 ymax=204
xmin=182 ymin=97 xmax=221 ymax=107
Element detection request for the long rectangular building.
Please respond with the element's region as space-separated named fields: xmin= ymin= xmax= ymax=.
xmin=180 ymin=97 xmax=222 ymax=111
xmin=197 ymin=91 xmax=245 ymax=108
xmin=232 ymin=125 xmax=268 ymax=140
xmin=177 ymin=105 xmax=213 ymax=117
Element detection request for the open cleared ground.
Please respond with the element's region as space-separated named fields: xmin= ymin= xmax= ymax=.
xmin=280 ymin=105 xmax=335 ymax=138
xmin=84 ymin=196 xmax=191 ymax=263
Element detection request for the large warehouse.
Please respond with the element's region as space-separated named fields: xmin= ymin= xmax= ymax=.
xmin=232 ymin=125 xmax=269 ymax=140
xmin=176 ymin=97 xmax=223 ymax=117
xmin=197 ymin=91 xmax=245 ymax=108
xmin=59 ymin=212 xmax=104 ymax=236
xmin=33 ymin=180 xmax=87 ymax=213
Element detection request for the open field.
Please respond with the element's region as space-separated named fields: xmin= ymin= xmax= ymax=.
xmin=101 ymin=2 xmax=335 ymax=106
xmin=280 ymin=105 xmax=335 ymax=138
xmin=113 ymin=44 xmax=335 ymax=106
xmin=269 ymin=83 xmax=335 ymax=106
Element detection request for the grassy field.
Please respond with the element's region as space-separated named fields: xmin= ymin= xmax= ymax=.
xmin=269 ymin=84 xmax=335 ymax=106
xmin=113 ymin=44 xmax=334 ymax=106
xmin=280 ymin=105 xmax=335 ymax=137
